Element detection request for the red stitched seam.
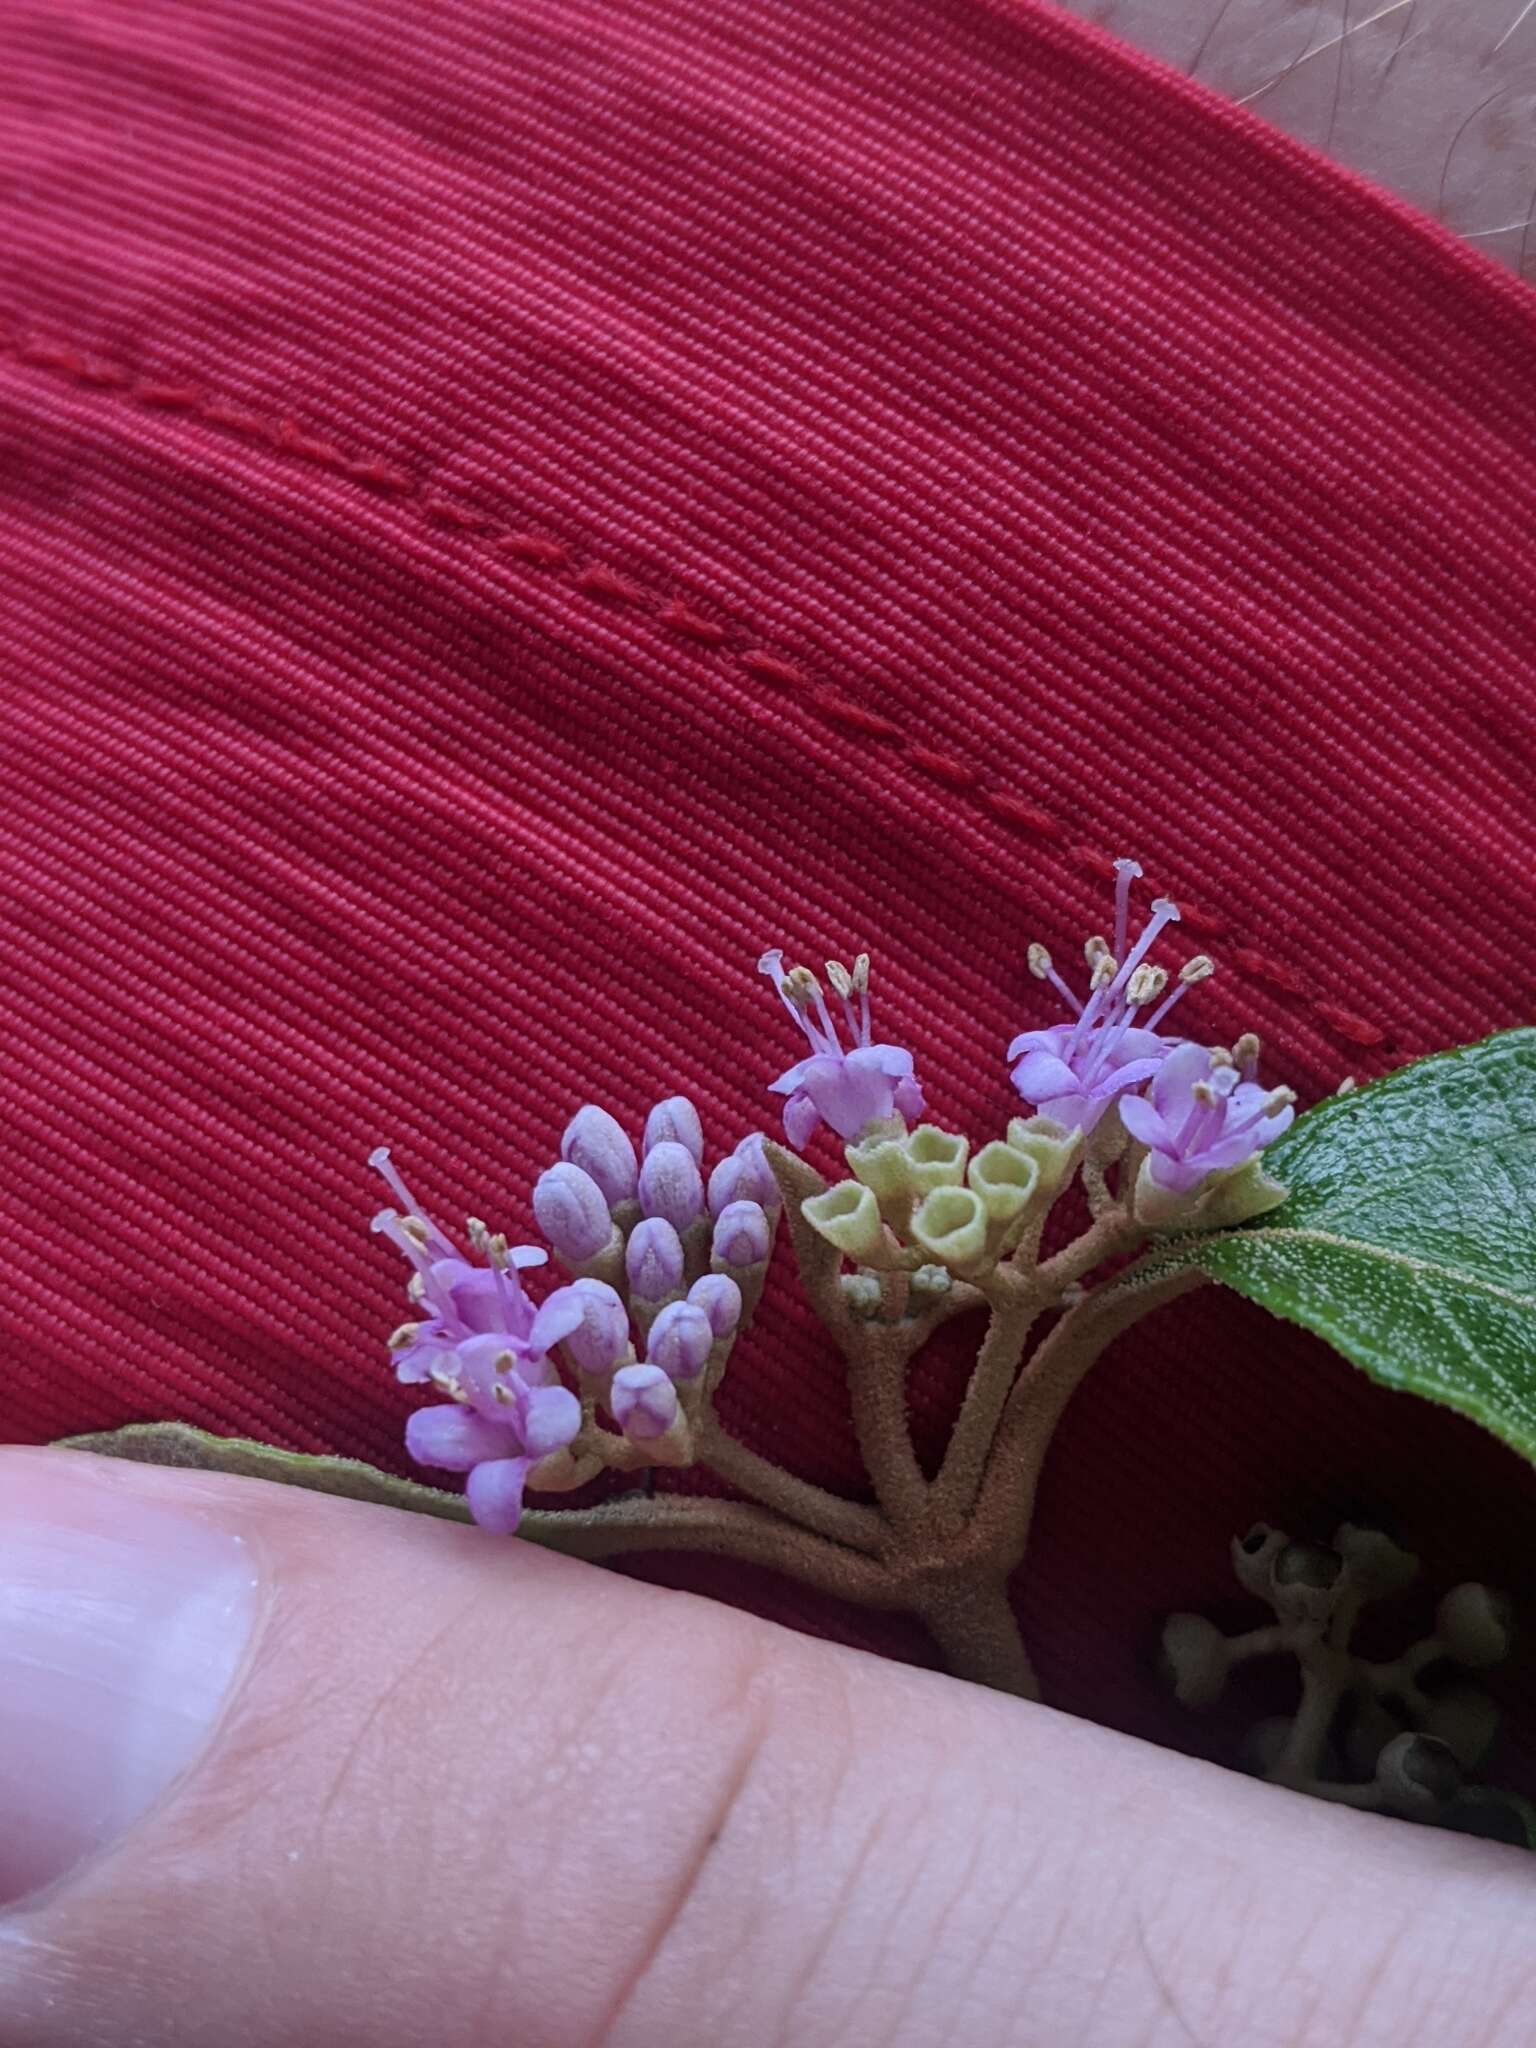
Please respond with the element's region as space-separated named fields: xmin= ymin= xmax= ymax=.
xmin=0 ymin=322 xmax=1391 ymax=1052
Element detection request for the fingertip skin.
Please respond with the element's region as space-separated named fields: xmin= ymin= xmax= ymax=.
xmin=0 ymin=1447 xmax=1530 ymax=2048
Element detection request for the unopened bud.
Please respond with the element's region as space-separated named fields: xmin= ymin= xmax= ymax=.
xmin=1377 ymin=1732 xmax=1461 ymax=1814
xmin=712 ymin=1199 xmax=772 ymax=1268
xmin=688 ymin=1272 xmax=742 ymax=1338
xmin=626 ymin=1216 xmax=686 ymax=1302
xmin=532 ymin=1162 xmax=613 ymax=1263
xmin=840 ymin=1272 xmax=883 ymax=1318
xmin=643 ymin=1095 xmax=705 ymax=1164
xmin=646 ymin=1299 xmax=714 ymax=1382
xmin=561 ymin=1105 xmax=639 ymax=1207
xmin=610 ymin=1363 xmax=680 ymax=1440
xmin=638 ymin=1139 xmax=705 ymax=1229
xmin=562 ymin=1277 xmax=631 ymax=1375
xmin=1436 ymin=1583 xmax=1513 ymax=1669
xmin=708 ymin=1132 xmax=781 ymax=1216
xmin=1159 ymin=1614 xmax=1229 ymax=1709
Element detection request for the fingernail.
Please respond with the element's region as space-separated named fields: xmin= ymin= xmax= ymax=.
xmin=0 ymin=1453 xmax=258 ymax=1908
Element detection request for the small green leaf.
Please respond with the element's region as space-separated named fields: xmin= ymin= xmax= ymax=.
xmin=59 ymin=1423 xmax=476 ymax=1523
xmin=1139 ymin=1030 xmax=1536 ymax=1461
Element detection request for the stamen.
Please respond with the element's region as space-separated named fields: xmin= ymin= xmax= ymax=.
xmin=370 ymin=1145 xmax=424 ymax=1219
xmin=1180 ymin=955 xmax=1215 ymax=985
xmin=850 ymin=953 xmax=871 ymax=994
xmin=387 ymin=1321 xmax=424 ymax=1350
xmin=1027 ymin=943 xmax=1052 ymax=979
xmin=1090 ymin=954 xmax=1118 ymax=992
xmin=1112 ymin=858 xmax=1143 ymax=959
xmin=1126 ymin=964 xmax=1166 ymax=1006
xmin=466 ymin=1217 xmax=491 ymax=1254
xmin=1085 ymin=934 xmax=1110 ymax=966
xmin=825 ymin=959 xmax=853 ymax=998
xmin=1112 ymin=896 xmax=1181 ymax=992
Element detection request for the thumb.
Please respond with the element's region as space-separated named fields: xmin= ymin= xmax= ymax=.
xmin=0 ymin=1447 xmax=1528 ymax=2048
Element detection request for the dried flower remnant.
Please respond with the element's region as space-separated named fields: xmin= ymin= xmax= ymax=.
xmin=1162 ymin=1522 xmax=1523 ymax=1837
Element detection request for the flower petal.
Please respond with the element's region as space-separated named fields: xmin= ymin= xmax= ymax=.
xmin=529 ymin=1285 xmax=586 ymax=1355
xmin=1116 ymin=1093 xmax=1167 ymax=1150
xmin=465 ymin=1456 xmax=531 ymax=1534
xmin=405 ymin=1403 xmax=509 ymax=1472
xmin=520 ymin=1382 xmax=582 ymax=1461
xmin=783 ymin=1089 xmax=823 ymax=1151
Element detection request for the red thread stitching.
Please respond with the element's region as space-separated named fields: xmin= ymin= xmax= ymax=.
xmin=0 ymin=321 xmax=1389 ymax=1052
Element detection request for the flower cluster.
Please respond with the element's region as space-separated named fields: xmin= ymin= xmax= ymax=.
xmin=372 ymin=1100 xmax=780 ymax=1532
xmin=1005 ymin=860 xmax=1294 ymax=1217
xmin=1163 ymin=1521 xmax=1516 ymax=1835
xmin=763 ymin=865 xmax=1295 ymax=1288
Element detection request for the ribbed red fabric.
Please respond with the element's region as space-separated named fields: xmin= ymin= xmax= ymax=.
xmin=2 ymin=0 xmax=1534 ymax=1773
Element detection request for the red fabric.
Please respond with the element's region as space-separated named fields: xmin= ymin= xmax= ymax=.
xmin=2 ymin=0 xmax=1535 ymax=1774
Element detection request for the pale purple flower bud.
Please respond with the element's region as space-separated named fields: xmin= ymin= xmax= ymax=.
xmin=637 ymin=1139 xmax=704 ymax=1229
xmin=731 ymin=1132 xmax=782 ymax=1209
xmin=560 ymin=1104 xmax=639 ymax=1207
xmin=643 ymin=1095 xmax=704 ymax=1163
xmin=712 ymin=1198 xmax=772 ymax=1268
xmin=688 ymin=1272 xmax=742 ymax=1339
xmin=646 ymin=1298 xmax=714 ymax=1382
xmin=610 ymin=1362 xmax=679 ymax=1440
xmin=532 ymin=1161 xmax=612 ymax=1262
xmin=707 ymin=1134 xmax=781 ymax=1217
xmin=562 ymin=1276 xmax=631 ymax=1375
xmin=625 ymin=1215 xmax=686 ymax=1301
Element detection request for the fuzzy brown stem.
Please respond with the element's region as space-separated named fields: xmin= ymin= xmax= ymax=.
xmin=766 ymin=1140 xmax=931 ymax=1530
xmin=929 ymin=1281 xmax=1040 ymax=1527
xmin=971 ymin=1261 xmax=1209 ymax=1567
xmin=693 ymin=1415 xmax=885 ymax=1553
xmin=521 ymin=1495 xmax=905 ymax=1608
xmin=915 ymin=1575 xmax=1039 ymax=1700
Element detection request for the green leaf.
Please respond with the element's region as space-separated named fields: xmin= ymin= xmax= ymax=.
xmin=58 ymin=1423 xmax=477 ymax=1523
xmin=1140 ymin=1029 xmax=1536 ymax=1462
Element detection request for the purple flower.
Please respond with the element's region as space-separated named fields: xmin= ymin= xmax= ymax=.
xmin=369 ymin=1149 xmax=574 ymax=1386
xmin=1119 ymin=1041 xmax=1295 ymax=1195
xmin=1007 ymin=860 xmax=1208 ymax=1133
xmin=759 ymin=949 xmax=924 ymax=1149
xmin=406 ymin=1360 xmax=582 ymax=1535
xmin=370 ymin=1147 xmax=588 ymax=1532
